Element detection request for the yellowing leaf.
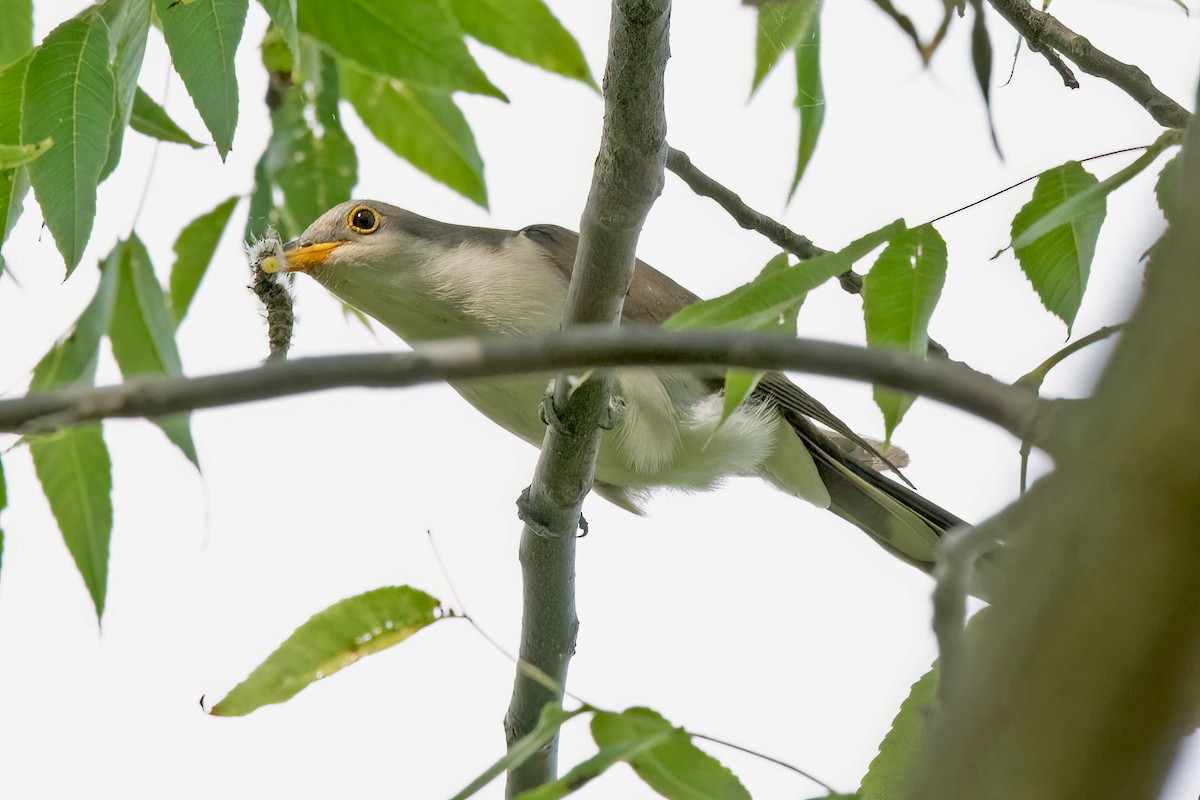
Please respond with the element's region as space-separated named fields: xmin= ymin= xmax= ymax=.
xmin=211 ymin=586 xmax=444 ymax=715
xmin=0 ymin=137 xmax=50 ymax=168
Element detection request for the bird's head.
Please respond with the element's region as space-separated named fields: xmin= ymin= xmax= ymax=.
xmin=274 ymin=200 xmax=569 ymax=341
xmin=279 ymin=200 xmax=403 ymax=280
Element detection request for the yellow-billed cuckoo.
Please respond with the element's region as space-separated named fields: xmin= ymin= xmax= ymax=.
xmin=272 ymin=200 xmax=963 ymax=573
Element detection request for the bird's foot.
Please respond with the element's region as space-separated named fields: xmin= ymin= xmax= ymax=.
xmin=599 ymin=394 xmax=626 ymax=431
xmin=539 ymin=381 xmax=566 ymax=431
xmin=539 ymin=377 xmax=625 ymax=431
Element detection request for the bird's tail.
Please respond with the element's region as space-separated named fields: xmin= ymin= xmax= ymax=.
xmin=787 ymin=414 xmax=966 ymax=574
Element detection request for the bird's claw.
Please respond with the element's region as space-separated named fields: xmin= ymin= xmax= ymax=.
xmin=598 ymin=395 xmax=626 ymax=431
xmin=539 ymin=382 xmax=565 ymax=432
xmin=540 ymin=378 xmax=625 ymax=432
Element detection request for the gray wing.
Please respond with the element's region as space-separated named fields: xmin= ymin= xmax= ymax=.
xmin=520 ymin=223 xmax=965 ymax=559
xmin=520 ymin=223 xmax=901 ymax=467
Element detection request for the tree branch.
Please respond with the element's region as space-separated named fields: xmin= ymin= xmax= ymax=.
xmin=664 ymin=146 xmax=951 ymax=358
xmin=665 ymin=147 xmax=839 ymax=280
xmin=913 ymin=80 xmax=1200 ymax=800
xmin=0 ymin=328 xmax=1050 ymax=450
xmin=502 ymin=1 xmax=671 ymax=795
xmin=987 ymin=0 xmax=1190 ymax=128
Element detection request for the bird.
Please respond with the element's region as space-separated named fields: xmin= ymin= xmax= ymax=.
xmin=271 ymin=199 xmax=964 ymax=574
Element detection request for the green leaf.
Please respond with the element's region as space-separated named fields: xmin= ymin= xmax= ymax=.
xmin=264 ymin=55 xmax=357 ymax=238
xmin=97 ymin=0 xmax=152 ymax=180
xmin=451 ymin=704 xmax=588 ymax=800
xmin=752 ymin=0 xmax=819 ymax=93
xmin=665 ymin=219 xmax=904 ymax=332
xmin=296 ymin=0 xmax=505 ymax=99
xmin=257 ymin=0 xmax=300 ymax=74
xmin=718 ymin=253 xmax=798 ymax=423
xmin=211 ymin=586 xmax=444 ymax=716
xmin=863 ymin=224 xmax=947 ymax=440
xmin=30 ymin=425 xmax=113 ymax=621
xmin=513 ymin=726 xmax=675 ymax=800
xmin=107 ymin=236 xmax=199 ymax=467
xmin=858 ymin=665 xmax=936 ymax=800
xmin=0 ymin=0 xmax=33 ymax=69
xmin=968 ymin=0 xmax=1000 ymax=157
xmin=155 ymin=0 xmax=248 ymax=159
xmin=790 ymin=12 xmax=824 ymax=197
xmin=170 ymin=195 xmax=239 ymax=324
xmin=31 ymin=245 xmax=122 ymax=392
xmin=1008 ymin=161 xmax=1104 ymax=331
xmin=130 ymin=86 xmax=205 ymax=148
xmin=1155 ymin=151 xmax=1182 ymax=223
xmin=0 ymin=53 xmax=32 ymax=247
xmin=339 ymin=59 xmax=486 ymax=207
xmin=865 ymin=0 xmax=922 ymax=56
xmin=21 ymin=12 xmax=117 ymax=273
xmin=1011 ymin=136 xmax=1175 ymax=251
xmin=591 ymin=708 xmax=751 ymax=800
xmin=445 ymin=0 xmax=596 ymax=89
xmin=0 ymin=137 xmax=51 ymax=168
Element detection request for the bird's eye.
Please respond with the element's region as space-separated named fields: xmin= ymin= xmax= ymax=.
xmin=348 ymin=205 xmax=379 ymax=234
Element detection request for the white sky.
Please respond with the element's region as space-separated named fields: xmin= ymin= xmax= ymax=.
xmin=1 ymin=1 xmax=1197 ymax=798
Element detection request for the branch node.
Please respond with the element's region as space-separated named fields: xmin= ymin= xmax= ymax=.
xmin=516 ymin=487 xmax=577 ymax=540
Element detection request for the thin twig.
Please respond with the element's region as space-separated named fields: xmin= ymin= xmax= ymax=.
xmin=688 ymin=731 xmax=837 ymax=793
xmin=986 ymin=0 xmax=1190 ymax=128
xmin=1016 ymin=324 xmax=1124 ymax=389
xmin=0 ymin=327 xmax=1049 ymax=450
xmin=665 ymin=147 xmax=836 ymax=274
xmin=925 ymin=145 xmax=1152 ymax=227
xmin=1031 ymin=45 xmax=1080 ymax=89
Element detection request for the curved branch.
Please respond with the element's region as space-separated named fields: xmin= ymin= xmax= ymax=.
xmin=0 ymin=328 xmax=1049 ymax=449
xmin=987 ymin=0 xmax=1191 ymax=128
xmin=665 ymin=147 xmax=952 ymax=359
xmin=666 ymin=147 xmax=827 ymax=263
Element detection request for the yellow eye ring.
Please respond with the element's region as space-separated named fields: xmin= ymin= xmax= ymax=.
xmin=348 ymin=205 xmax=380 ymax=234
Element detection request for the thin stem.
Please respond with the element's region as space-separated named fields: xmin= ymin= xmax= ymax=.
xmin=688 ymin=731 xmax=836 ymax=793
xmin=1017 ymin=324 xmax=1124 ymax=389
xmin=925 ymin=146 xmax=1152 ymax=227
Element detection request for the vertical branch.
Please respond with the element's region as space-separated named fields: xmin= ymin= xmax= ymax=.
xmin=913 ymin=88 xmax=1200 ymax=800
xmin=502 ymin=0 xmax=672 ymax=796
